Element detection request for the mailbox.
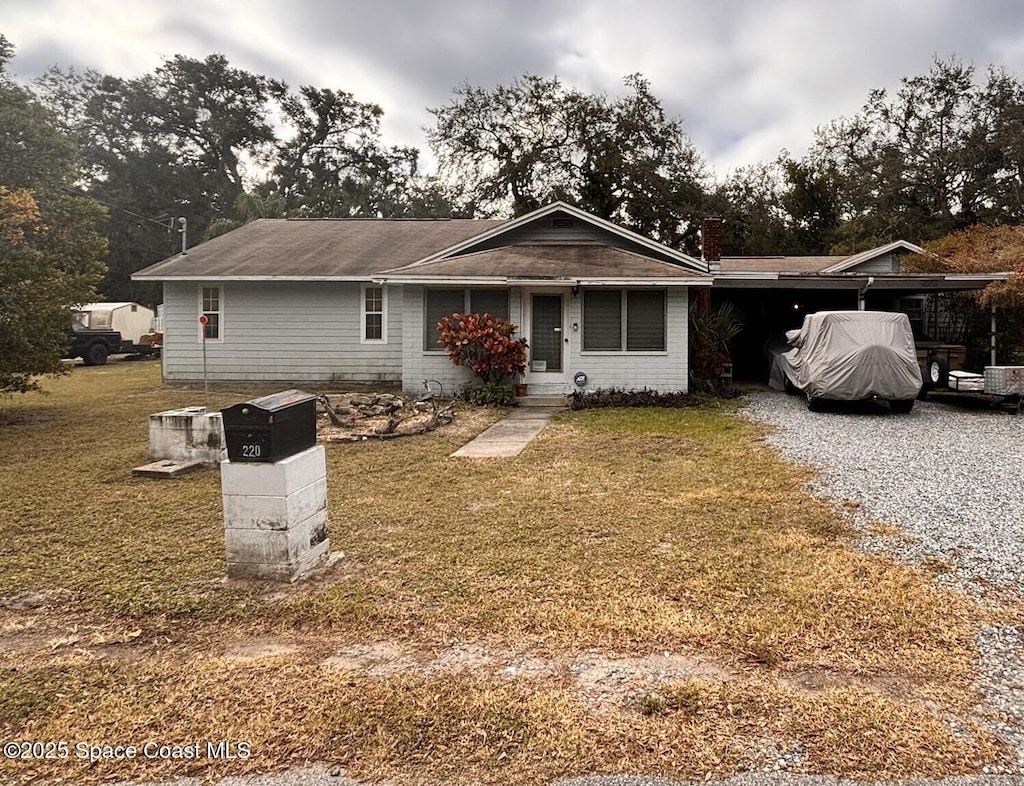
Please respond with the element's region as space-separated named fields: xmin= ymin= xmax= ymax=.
xmin=221 ymin=390 xmax=317 ymax=463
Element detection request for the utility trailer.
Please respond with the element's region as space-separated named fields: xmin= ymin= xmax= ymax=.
xmin=920 ymin=365 xmax=1024 ymax=413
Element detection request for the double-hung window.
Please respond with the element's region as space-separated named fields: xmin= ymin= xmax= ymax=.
xmin=582 ymin=289 xmax=666 ymax=352
xmin=362 ymin=285 xmax=386 ymax=343
xmin=200 ymin=285 xmax=222 ymax=341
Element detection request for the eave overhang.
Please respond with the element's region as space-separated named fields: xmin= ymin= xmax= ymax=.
xmin=713 ymin=272 xmax=1008 ymax=291
xmin=373 ymin=275 xmax=711 ymax=287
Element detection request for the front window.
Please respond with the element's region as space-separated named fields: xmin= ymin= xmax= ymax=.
xmin=423 ymin=289 xmax=510 ymax=350
xmin=469 ymin=289 xmax=509 ymax=321
xmin=200 ymin=286 xmax=221 ymax=340
xmin=582 ymin=290 xmax=621 ymax=351
xmin=582 ymin=289 xmax=666 ymax=352
xmin=626 ymin=290 xmax=666 ymax=351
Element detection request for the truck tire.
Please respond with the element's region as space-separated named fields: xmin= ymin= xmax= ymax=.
xmin=83 ymin=342 xmax=109 ymax=366
xmin=927 ymin=356 xmax=949 ymax=389
xmin=806 ymin=393 xmax=823 ymax=412
xmin=890 ymin=399 xmax=914 ymax=414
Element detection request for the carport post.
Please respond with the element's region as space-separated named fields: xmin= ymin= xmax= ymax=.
xmin=857 ymin=276 xmax=873 ymax=310
xmin=991 ymin=305 xmax=997 ymax=365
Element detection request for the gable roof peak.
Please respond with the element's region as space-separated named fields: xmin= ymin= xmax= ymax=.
xmin=404 ymin=200 xmax=706 ymax=273
xmin=822 ymin=239 xmax=926 ymax=273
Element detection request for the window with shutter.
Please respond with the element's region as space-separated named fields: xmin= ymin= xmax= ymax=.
xmin=626 ymin=290 xmax=666 ymax=351
xmin=582 ymin=290 xmax=623 ymax=351
xmin=424 ymin=289 xmax=466 ymax=350
xmin=582 ymin=289 xmax=667 ymax=352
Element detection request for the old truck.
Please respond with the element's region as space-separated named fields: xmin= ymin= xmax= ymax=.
xmin=67 ymin=302 xmax=159 ymax=365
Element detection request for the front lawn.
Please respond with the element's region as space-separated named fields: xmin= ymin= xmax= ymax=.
xmin=0 ymin=362 xmax=1012 ymax=784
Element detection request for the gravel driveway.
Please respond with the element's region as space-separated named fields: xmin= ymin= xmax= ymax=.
xmin=741 ymin=390 xmax=1024 ymax=774
xmin=741 ymin=392 xmax=1024 ymax=595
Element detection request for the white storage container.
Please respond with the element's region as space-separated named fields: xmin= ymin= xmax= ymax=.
xmin=948 ymin=370 xmax=985 ymax=391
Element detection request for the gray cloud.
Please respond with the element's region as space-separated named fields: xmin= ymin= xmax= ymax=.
xmin=6 ymin=0 xmax=1024 ymax=177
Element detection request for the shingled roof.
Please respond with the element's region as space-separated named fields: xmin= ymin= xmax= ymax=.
xmin=719 ymin=256 xmax=846 ymax=274
xmin=378 ymin=242 xmax=710 ymax=283
xmin=133 ymin=217 xmax=504 ymax=280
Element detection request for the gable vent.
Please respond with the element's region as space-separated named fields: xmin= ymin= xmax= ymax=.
xmin=551 ymin=217 xmax=576 ymax=229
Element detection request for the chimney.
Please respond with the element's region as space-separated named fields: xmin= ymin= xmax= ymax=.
xmin=701 ymin=218 xmax=722 ymax=273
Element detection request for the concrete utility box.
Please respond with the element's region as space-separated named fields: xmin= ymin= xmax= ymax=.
xmin=149 ymin=406 xmax=226 ymax=464
xmin=221 ymin=390 xmax=316 ymax=463
xmin=221 ymin=444 xmax=330 ymax=582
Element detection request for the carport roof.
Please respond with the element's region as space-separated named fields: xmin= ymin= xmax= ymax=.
xmin=720 ymin=256 xmax=841 ymax=274
xmin=718 ymin=242 xmax=1008 ymax=291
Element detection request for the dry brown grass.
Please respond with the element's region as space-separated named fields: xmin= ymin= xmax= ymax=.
xmin=0 ymin=362 xmax=1016 ymax=784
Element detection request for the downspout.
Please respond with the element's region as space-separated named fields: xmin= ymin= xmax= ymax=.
xmin=857 ymin=276 xmax=874 ymax=311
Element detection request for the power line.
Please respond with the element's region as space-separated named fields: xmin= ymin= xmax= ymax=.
xmin=61 ymin=186 xmax=178 ymax=230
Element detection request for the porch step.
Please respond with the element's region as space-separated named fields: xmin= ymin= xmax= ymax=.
xmin=516 ymin=394 xmax=568 ymax=408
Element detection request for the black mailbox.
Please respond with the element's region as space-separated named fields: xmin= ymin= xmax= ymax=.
xmin=221 ymin=390 xmax=317 ymax=463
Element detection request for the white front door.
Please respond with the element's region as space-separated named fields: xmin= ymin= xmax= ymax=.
xmin=524 ymin=290 xmax=568 ymax=387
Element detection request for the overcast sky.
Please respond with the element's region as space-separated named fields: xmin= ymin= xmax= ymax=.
xmin=6 ymin=0 xmax=1024 ymax=179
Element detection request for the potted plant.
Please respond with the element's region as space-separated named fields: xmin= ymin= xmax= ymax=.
xmin=514 ymin=372 xmax=528 ymax=397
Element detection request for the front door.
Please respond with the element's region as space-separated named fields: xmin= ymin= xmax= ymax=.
xmin=529 ymin=293 xmax=564 ymax=376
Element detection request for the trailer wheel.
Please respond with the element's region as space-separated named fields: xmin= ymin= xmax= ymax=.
xmin=928 ymin=356 xmax=949 ymax=389
xmin=890 ymin=399 xmax=914 ymax=414
xmin=83 ymin=342 xmax=108 ymax=366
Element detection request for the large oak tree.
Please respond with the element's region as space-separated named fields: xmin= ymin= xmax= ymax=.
xmin=427 ymin=74 xmax=712 ymax=252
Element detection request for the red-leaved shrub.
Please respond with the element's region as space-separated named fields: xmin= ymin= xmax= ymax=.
xmin=437 ymin=312 xmax=528 ymax=385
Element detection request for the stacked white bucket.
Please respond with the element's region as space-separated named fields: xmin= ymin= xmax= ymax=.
xmin=221 ymin=444 xmax=330 ymax=581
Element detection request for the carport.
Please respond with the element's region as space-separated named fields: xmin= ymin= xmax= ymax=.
xmin=709 ymin=241 xmax=1008 ymax=380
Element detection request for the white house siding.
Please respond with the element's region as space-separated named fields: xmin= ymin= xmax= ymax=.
xmin=161 ymin=281 xmax=402 ymax=383
xmin=401 ymin=285 xmax=689 ymax=395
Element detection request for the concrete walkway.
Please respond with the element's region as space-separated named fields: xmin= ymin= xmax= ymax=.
xmin=450 ymin=407 xmax=562 ymax=458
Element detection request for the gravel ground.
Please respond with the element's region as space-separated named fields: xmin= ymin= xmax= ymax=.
xmin=740 ymin=392 xmax=1024 ymax=595
xmin=740 ymin=391 xmax=1024 ymax=774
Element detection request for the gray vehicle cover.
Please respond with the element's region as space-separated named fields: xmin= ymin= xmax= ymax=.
xmin=769 ymin=311 xmax=922 ymax=400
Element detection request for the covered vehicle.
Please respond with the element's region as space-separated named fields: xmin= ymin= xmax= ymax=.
xmin=769 ymin=311 xmax=922 ymax=413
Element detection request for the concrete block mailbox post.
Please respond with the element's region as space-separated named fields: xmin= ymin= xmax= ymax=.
xmin=220 ymin=391 xmax=330 ymax=581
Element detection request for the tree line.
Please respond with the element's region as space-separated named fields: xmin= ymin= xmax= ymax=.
xmin=3 ymin=32 xmax=1024 ymax=390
